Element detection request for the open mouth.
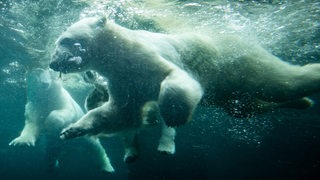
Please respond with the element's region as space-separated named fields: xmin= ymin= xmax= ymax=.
xmin=49 ymin=61 xmax=70 ymax=74
xmin=50 ymin=55 xmax=83 ymax=74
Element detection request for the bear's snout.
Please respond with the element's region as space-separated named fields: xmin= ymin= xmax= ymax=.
xmin=49 ymin=59 xmax=61 ymax=71
xmin=50 ymin=49 xmax=71 ymax=72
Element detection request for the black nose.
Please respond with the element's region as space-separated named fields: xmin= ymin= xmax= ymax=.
xmin=49 ymin=61 xmax=59 ymax=71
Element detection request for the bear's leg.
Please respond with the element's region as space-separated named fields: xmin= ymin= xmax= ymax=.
xmin=141 ymin=101 xmax=161 ymax=127
xmin=159 ymin=70 xmax=203 ymax=127
xmin=121 ymin=130 xmax=139 ymax=163
xmin=241 ymin=55 xmax=320 ymax=102
xmin=223 ymin=96 xmax=314 ymax=118
xmin=9 ymin=121 xmax=39 ymax=146
xmin=60 ymin=103 xmax=119 ymax=139
xmin=9 ymin=103 xmax=40 ymax=146
xmin=282 ymin=64 xmax=320 ymax=100
xmin=60 ymin=113 xmax=97 ymax=139
xmin=157 ymin=122 xmax=176 ymax=155
xmin=44 ymin=138 xmax=61 ymax=172
xmin=278 ymin=97 xmax=314 ymax=109
xmin=44 ymin=110 xmax=75 ymax=172
xmin=83 ymin=137 xmax=115 ymax=173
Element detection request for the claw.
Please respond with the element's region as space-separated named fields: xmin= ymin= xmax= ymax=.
xmin=60 ymin=126 xmax=87 ymax=140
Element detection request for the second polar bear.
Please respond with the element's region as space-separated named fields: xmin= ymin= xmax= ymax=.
xmin=9 ymin=68 xmax=114 ymax=173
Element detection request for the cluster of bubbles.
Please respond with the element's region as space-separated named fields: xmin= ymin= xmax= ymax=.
xmin=195 ymin=107 xmax=275 ymax=146
xmin=80 ymin=0 xmax=319 ymax=63
xmin=0 ymin=61 xmax=26 ymax=87
xmin=175 ymin=0 xmax=319 ymax=63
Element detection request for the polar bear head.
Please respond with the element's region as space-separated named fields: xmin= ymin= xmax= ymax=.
xmin=27 ymin=68 xmax=52 ymax=101
xmin=27 ymin=68 xmax=51 ymax=89
xmin=50 ymin=17 xmax=106 ymax=73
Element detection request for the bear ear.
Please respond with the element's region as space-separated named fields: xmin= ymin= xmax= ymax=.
xmin=97 ymin=16 xmax=107 ymax=27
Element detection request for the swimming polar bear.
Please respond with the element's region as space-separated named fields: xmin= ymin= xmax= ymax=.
xmin=83 ymin=70 xmax=176 ymax=162
xmin=9 ymin=68 xmax=114 ymax=173
xmin=49 ymin=16 xmax=318 ymax=140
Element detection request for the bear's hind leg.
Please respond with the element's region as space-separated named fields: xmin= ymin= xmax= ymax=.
xmin=278 ymin=97 xmax=314 ymax=109
xmin=272 ymin=63 xmax=320 ymax=101
xmin=84 ymin=137 xmax=115 ymax=173
xmin=159 ymin=70 xmax=203 ymax=127
xmin=44 ymin=138 xmax=61 ymax=172
xmin=157 ymin=122 xmax=176 ymax=154
xmin=141 ymin=101 xmax=161 ymax=127
xmin=121 ymin=131 xmax=139 ymax=163
xmin=243 ymin=55 xmax=320 ymax=102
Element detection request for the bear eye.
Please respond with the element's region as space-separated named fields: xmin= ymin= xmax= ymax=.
xmin=73 ymin=42 xmax=86 ymax=53
xmin=73 ymin=42 xmax=81 ymax=48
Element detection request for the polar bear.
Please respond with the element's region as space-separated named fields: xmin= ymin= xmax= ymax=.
xmin=83 ymin=70 xmax=176 ymax=162
xmin=9 ymin=68 xmax=114 ymax=173
xmin=49 ymin=17 xmax=318 ymax=140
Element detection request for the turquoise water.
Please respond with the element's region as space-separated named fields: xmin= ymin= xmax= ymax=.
xmin=0 ymin=0 xmax=320 ymax=179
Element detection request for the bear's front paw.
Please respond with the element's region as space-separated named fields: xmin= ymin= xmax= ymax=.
xmin=9 ymin=136 xmax=36 ymax=147
xmin=60 ymin=124 xmax=89 ymax=140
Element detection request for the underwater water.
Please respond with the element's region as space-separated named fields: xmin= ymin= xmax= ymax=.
xmin=0 ymin=0 xmax=320 ymax=179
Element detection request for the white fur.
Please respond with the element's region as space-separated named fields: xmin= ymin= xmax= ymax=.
xmin=50 ymin=17 xmax=319 ymax=141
